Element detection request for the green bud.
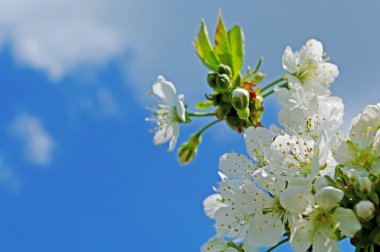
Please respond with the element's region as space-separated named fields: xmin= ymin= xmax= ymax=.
xmin=217 ymin=64 xmax=232 ymax=78
xmin=178 ymin=134 xmax=202 ymax=165
xmin=216 ymin=74 xmax=231 ymax=90
xmin=207 ymin=72 xmax=218 ymax=90
xmin=231 ymin=88 xmax=250 ymax=110
xmin=225 ymin=115 xmax=245 ymax=133
xmin=251 ymin=73 xmax=265 ymax=84
xmin=215 ymin=104 xmax=231 ymax=118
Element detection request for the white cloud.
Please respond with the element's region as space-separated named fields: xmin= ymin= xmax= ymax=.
xmin=0 ymin=0 xmax=379 ymax=108
xmin=0 ymin=0 xmax=214 ymax=100
xmin=0 ymin=156 xmax=22 ymax=193
xmin=11 ymin=114 xmax=55 ymax=166
xmin=0 ymin=0 xmax=134 ymax=80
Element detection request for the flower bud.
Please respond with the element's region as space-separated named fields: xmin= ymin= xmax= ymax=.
xmin=251 ymin=73 xmax=265 ymax=84
xmin=358 ymin=177 xmax=372 ymax=194
xmin=226 ymin=115 xmax=245 ymax=133
xmin=215 ymin=104 xmax=231 ymax=118
xmin=217 ymin=64 xmax=232 ymax=78
xmin=216 ymin=74 xmax=231 ymax=90
xmin=355 ymin=200 xmax=375 ymax=220
xmin=178 ymin=134 xmax=202 ymax=165
xmin=207 ymin=72 xmax=218 ymax=90
xmin=231 ymin=88 xmax=250 ymax=110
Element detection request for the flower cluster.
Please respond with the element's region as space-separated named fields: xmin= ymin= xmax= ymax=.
xmin=146 ymin=12 xmax=380 ymax=251
xmin=146 ymin=12 xmax=283 ymax=165
xmin=202 ymin=39 xmax=380 ymax=252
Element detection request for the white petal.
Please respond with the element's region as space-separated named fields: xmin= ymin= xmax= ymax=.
xmin=201 ymin=236 xmax=238 ymax=252
xmin=299 ymin=38 xmax=323 ymax=64
xmin=312 ymin=62 xmax=339 ymax=85
xmin=243 ymin=239 xmax=260 ymax=252
xmin=167 ymin=123 xmax=179 ymax=151
xmin=252 ymin=168 xmax=286 ymax=196
xmin=176 ymin=94 xmax=186 ymax=122
xmin=219 ymin=153 xmax=255 ymax=179
xmin=153 ymin=124 xmax=173 ymax=146
xmin=313 ymin=233 xmax=339 ymax=252
xmin=334 ymin=141 xmax=353 ymax=164
xmin=215 ymin=206 xmax=249 ymax=238
xmin=152 ymin=75 xmax=177 ymax=106
xmin=280 ymin=184 xmax=314 ymax=215
xmin=245 ymin=212 xmax=284 ymax=247
xmin=315 ymin=186 xmax=343 ymax=210
xmin=290 ymin=220 xmax=312 ymax=252
xmin=244 ymin=127 xmax=273 ymax=163
xmin=332 ymin=207 xmax=361 ymax=237
xmin=282 ymin=46 xmax=298 ymax=73
xmin=203 ymin=194 xmax=225 ymax=219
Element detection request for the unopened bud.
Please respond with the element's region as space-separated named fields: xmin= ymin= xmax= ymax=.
xmin=178 ymin=134 xmax=202 ymax=165
xmin=226 ymin=115 xmax=245 ymax=133
xmin=251 ymin=73 xmax=265 ymax=84
xmin=215 ymin=104 xmax=231 ymax=118
xmin=232 ymin=88 xmax=250 ymax=110
xmin=217 ymin=64 xmax=232 ymax=78
xmin=355 ymin=200 xmax=375 ymax=220
xmin=216 ymin=74 xmax=231 ymax=90
xmin=358 ymin=177 xmax=372 ymax=194
xmin=207 ymin=72 xmax=218 ymax=90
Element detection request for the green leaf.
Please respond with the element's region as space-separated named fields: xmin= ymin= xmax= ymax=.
xmin=195 ymin=100 xmax=213 ymax=110
xmin=194 ymin=20 xmax=220 ymax=70
xmin=228 ymin=25 xmax=245 ymax=75
xmin=214 ymin=11 xmax=233 ymax=72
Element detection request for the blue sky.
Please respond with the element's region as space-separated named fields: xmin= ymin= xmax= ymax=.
xmin=0 ymin=1 xmax=379 ymax=251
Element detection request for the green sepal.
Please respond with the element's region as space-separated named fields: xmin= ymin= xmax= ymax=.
xmin=232 ymin=73 xmax=241 ymax=89
xmin=369 ymin=191 xmax=380 ymax=206
xmin=195 ymin=100 xmax=214 ymax=110
xmin=214 ymin=11 xmax=233 ymax=73
xmin=194 ymin=20 xmax=220 ymax=70
xmin=228 ymin=25 xmax=245 ymax=75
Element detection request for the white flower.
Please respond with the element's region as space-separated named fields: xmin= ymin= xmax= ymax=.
xmin=282 ymin=185 xmax=361 ymax=252
xmin=201 ymin=236 xmax=240 ymax=252
xmin=282 ymin=38 xmax=339 ymax=95
xmin=335 ymin=104 xmax=380 ymax=177
xmin=275 ymin=84 xmax=344 ymax=139
xmin=146 ymin=75 xmax=186 ymax=151
xmin=213 ymin=175 xmax=289 ymax=249
xmin=265 ymin=129 xmax=336 ymax=181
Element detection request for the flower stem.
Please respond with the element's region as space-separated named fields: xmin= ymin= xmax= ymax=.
xmin=260 ymin=77 xmax=285 ymax=92
xmin=262 ymin=82 xmax=288 ymax=98
xmin=195 ymin=119 xmax=224 ymax=136
xmin=188 ymin=112 xmax=216 ymax=117
xmin=265 ymin=237 xmax=289 ymax=252
xmin=227 ymin=241 xmax=245 ymax=252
